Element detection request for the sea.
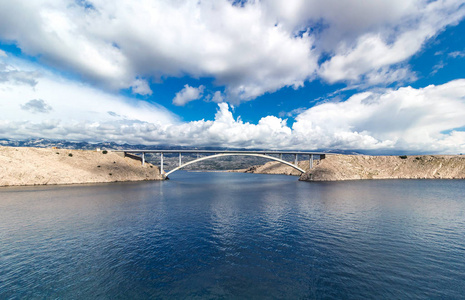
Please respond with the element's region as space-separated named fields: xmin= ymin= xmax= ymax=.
xmin=1 ymin=171 xmax=464 ymax=299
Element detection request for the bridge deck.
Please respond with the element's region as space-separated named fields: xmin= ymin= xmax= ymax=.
xmin=113 ymin=150 xmax=330 ymax=155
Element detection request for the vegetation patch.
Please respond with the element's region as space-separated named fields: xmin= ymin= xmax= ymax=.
xmin=68 ymin=153 xmax=73 ymax=157
xmin=102 ymin=150 xmax=108 ymax=154
xmin=399 ymin=155 xmax=408 ymax=159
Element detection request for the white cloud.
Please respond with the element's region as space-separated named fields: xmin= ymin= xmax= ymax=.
xmin=0 ymin=0 xmax=317 ymax=101
xmin=0 ymin=49 xmax=6 ymax=57
xmin=292 ymin=79 xmax=465 ymax=153
xmin=2 ymin=1 xmax=461 ymax=101
xmin=318 ymin=0 xmax=465 ymax=83
xmin=172 ymin=84 xmax=205 ymax=106
xmin=20 ymin=99 xmax=53 ymax=114
xmin=1 ymin=39 xmax=465 ymax=154
xmin=2 ymin=57 xmax=465 ymax=153
xmin=0 ymin=56 xmax=178 ymax=142
xmin=211 ymin=91 xmax=224 ymax=103
xmin=131 ymin=79 xmax=152 ymax=96
xmin=0 ymin=60 xmax=40 ymax=87
xmin=449 ymin=51 xmax=465 ymax=58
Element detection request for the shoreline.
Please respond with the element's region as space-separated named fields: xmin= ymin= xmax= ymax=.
xmin=2 ymin=146 xmax=465 ymax=186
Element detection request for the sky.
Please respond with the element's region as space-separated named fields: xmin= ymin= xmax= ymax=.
xmin=1 ymin=0 xmax=465 ymax=154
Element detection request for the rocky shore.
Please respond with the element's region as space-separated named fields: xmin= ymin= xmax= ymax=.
xmin=0 ymin=146 xmax=162 ymax=187
xmin=239 ymin=154 xmax=465 ymax=181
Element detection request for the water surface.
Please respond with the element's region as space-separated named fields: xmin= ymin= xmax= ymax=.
xmin=1 ymin=172 xmax=464 ymax=299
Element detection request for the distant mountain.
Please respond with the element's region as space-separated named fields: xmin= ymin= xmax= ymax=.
xmin=1 ymin=138 xmax=356 ymax=153
xmin=0 ymin=138 xmax=190 ymax=151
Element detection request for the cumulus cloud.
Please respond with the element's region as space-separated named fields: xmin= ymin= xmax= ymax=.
xmin=318 ymin=0 xmax=465 ymax=83
xmin=131 ymin=79 xmax=152 ymax=96
xmin=1 ymin=39 xmax=465 ymax=154
xmin=173 ymin=85 xmax=205 ymax=106
xmin=0 ymin=61 xmax=40 ymax=87
xmin=291 ymin=79 xmax=465 ymax=153
xmin=211 ymin=91 xmax=224 ymax=103
xmin=20 ymin=99 xmax=53 ymax=114
xmin=0 ymin=57 xmax=178 ymax=133
xmin=2 ymin=0 xmax=462 ymax=101
xmin=2 ymin=56 xmax=465 ymax=154
xmin=0 ymin=0 xmax=317 ymax=101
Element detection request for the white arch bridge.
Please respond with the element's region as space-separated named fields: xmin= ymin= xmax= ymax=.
xmin=114 ymin=150 xmax=328 ymax=179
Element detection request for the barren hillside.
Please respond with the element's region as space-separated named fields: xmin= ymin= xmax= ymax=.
xmin=238 ymin=154 xmax=465 ymax=181
xmin=0 ymin=146 xmax=162 ymax=187
xmin=300 ymin=154 xmax=465 ymax=181
xmin=235 ymin=159 xmax=316 ymax=176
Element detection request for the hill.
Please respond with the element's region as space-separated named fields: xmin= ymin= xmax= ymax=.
xmin=0 ymin=146 xmax=162 ymax=187
xmin=238 ymin=154 xmax=465 ymax=181
xmin=300 ymin=154 xmax=465 ymax=181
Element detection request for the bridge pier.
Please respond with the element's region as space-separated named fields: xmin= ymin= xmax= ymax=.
xmin=309 ymin=154 xmax=313 ymax=169
xmin=179 ymin=153 xmax=182 ymax=167
xmin=294 ymin=154 xmax=298 ymax=166
xmin=142 ymin=152 xmax=145 ymax=166
xmin=160 ymin=153 xmax=164 ymax=174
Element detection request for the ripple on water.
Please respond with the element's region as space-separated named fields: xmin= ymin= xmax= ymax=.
xmin=1 ymin=173 xmax=465 ymax=299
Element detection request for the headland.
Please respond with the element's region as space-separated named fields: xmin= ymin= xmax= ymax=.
xmin=240 ymin=154 xmax=465 ymax=181
xmin=0 ymin=146 xmax=162 ymax=187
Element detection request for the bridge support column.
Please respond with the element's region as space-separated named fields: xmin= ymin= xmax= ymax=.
xmin=294 ymin=154 xmax=298 ymax=166
xmin=179 ymin=153 xmax=182 ymax=167
xmin=142 ymin=152 xmax=145 ymax=166
xmin=279 ymin=153 xmax=283 ymax=160
xmin=309 ymin=154 xmax=313 ymax=169
xmin=160 ymin=153 xmax=164 ymax=174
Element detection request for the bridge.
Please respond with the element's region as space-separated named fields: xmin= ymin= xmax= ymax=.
xmin=114 ymin=150 xmax=328 ymax=178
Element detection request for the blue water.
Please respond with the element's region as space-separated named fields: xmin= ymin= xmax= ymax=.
xmin=1 ymin=172 xmax=464 ymax=299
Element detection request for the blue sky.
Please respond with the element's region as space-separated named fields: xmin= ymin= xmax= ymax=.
xmin=1 ymin=0 xmax=465 ymax=153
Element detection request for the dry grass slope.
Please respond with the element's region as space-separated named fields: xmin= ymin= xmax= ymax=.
xmin=235 ymin=154 xmax=465 ymax=181
xmin=301 ymin=155 xmax=465 ymax=181
xmin=0 ymin=146 xmax=162 ymax=187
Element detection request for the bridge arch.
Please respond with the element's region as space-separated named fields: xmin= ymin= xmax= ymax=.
xmin=164 ymin=153 xmax=305 ymax=177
